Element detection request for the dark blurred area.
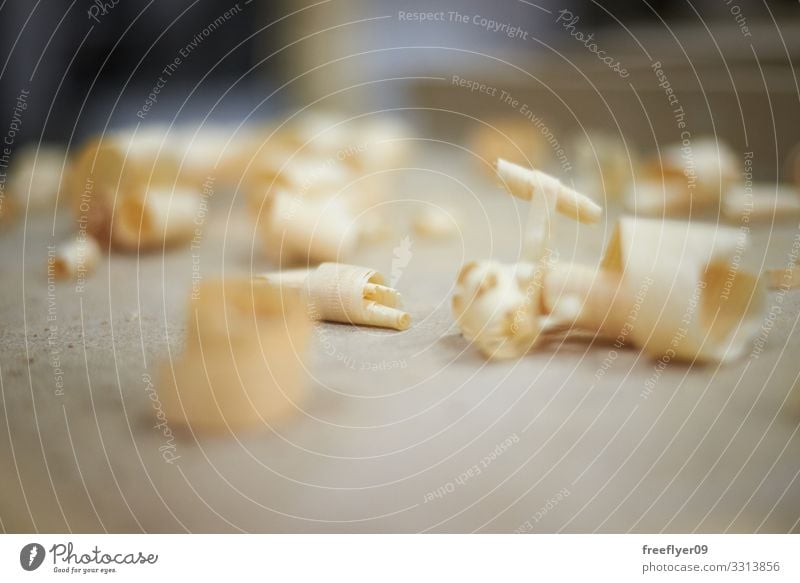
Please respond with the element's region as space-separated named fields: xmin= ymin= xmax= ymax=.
xmin=0 ymin=0 xmax=800 ymax=185
xmin=0 ymin=1 xmax=277 ymax=144
xmin=1 ymin=0 xmax=800 ymax=171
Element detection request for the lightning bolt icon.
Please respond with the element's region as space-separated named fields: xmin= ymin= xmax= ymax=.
xmin=29 ymin=546 xmax=38 ymax=566
xmin=390 ymin=236 xmax=413 ymax=287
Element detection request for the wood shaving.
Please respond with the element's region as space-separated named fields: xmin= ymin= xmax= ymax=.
xmin=259 ymin=263 xmax=410 ymax=331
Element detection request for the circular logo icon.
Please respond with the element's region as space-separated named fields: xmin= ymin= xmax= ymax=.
xmin=20 ymin=543 xmax=45 ymax=571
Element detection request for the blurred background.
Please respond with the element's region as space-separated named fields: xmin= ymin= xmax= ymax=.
xmin=1 ymin=0 xmax=799 ymax=177
xmin=1 ymin=1 xmax=799 ymax=534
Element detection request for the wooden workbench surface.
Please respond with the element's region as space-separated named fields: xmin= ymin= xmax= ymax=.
xmin=1 ymin=149 xmax=798 ymax=533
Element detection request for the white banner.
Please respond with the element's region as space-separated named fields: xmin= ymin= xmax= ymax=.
xmin=0 ymin=534 xmax=797 ymax=581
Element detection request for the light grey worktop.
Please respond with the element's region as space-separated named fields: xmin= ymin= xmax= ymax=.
xmin=1 ymin=151 xmax=798 ymax=533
